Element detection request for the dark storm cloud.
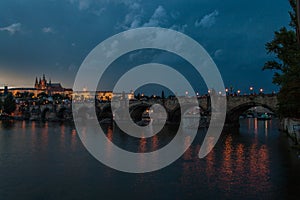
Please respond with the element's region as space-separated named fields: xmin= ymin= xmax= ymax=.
xmin=0 ymin=0 xmax=291 ymax=92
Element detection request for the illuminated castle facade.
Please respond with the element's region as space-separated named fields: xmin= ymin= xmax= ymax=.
xmin=0 ymin=74 xmax=73 ymax=98
xmin=34 ymin=74 xmax=72 ymax=95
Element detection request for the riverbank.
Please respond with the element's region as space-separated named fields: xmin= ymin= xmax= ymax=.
xmin=281 ymin=118 xmax=300 ymax=147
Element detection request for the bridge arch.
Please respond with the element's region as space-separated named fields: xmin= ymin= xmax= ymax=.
xmin=57 ymin=107 xmax=72 ymax=120
xmin=99 ymin=103 xmax=117 ymax=119
xmin=225 ymin=95 xmax=278 ymax=127
xmin=226 ymin=102 xmax=277 ymax=125
xmin=169 ymin=104 xmax=207 ymax=123
xmin=75 ymin=106 xmax=93 ymax=120
xmin=129 ymin=102 xmax=153 ymax=121
xmin=99 ymin=102 xmax=163 ymax=121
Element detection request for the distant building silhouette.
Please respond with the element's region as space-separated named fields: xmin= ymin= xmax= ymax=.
xmin=0 ymin=74 xmax=72 ymax=98
xmin=33 ymin=74 xmax=72 ymax=96
xmin=0 ymin=74 xmax=136 ymax=101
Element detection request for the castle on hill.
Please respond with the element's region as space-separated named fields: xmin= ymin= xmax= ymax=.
xmin=35 ymin=74 xmax=61 ymax=91
xmin=34 ymin=74 xmax=72 ymax=95
xmin=0 ymin=74 xmax=73 ymax=98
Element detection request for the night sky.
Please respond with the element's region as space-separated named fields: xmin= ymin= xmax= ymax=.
xmin=0 ymin=0 xmax=291 ymax=94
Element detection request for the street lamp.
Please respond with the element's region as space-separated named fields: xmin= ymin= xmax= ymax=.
xmin=225 ymin=88 xmax=229 ymax=96
xmin=185 ymin=91 xmax=189 ymax=97
xmin=237 ymin=90 xmax=241 ymax=95
xmin=250 ymin=86 xmax=253 ymax=95
xmin=260 ymin=88 xmax=263 ymax=94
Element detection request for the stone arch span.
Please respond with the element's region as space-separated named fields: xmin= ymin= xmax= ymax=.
xmin=226 ymin=102 xmax=277 ymax=126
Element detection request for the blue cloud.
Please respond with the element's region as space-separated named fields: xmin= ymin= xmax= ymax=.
xmin=0 ymin=0 xmax=292 ymax=93
xmin=0 ymin=23 xmax=21 ymax=35
xmin=195 ymin=10 xmax=219 ymax=28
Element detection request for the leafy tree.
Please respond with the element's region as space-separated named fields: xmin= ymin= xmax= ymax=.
xmin=277 ymin=80 xmax=300 ymax=117
xmin=263 ymin=0 xmax=300 ymax=117
xmin=3 ymin=93 xmax=16 ymax=115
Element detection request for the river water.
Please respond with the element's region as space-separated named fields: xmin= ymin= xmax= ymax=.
xmin=0 ymin=118 xmax=299 ymax=200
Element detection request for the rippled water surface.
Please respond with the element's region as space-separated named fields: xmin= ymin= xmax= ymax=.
xmin=0 ymin=119 xmax=300 ymax=200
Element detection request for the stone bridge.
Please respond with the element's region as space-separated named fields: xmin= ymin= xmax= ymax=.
xmin=30 ymin=94 xmax=278 ymax=125
xmin=29 ymin=104 xmax=72 ymax=120
xmin=95 ymin=94 xmax=278 ymax=126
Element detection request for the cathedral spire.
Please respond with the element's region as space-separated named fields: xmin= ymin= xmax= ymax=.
xmin=35 ymin=77 xmax=38 ymax=84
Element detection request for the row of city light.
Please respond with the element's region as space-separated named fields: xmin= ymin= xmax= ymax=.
xmin=224 ymin=87 xmax=264 ymax=95
xmin=184 ymin=87 xmax=266 ymax=97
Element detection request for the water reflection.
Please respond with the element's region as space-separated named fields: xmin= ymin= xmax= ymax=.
xmin=105 ymin=127 xmax=113 ymax=161
xmin=98 ymin=118 xmax=273 ymax=195
xmin=235 ymin=143 xmax=245 ymax=179
xmin=205 ymin=143 xmax=216 ymax=190
xmin=138 ymin=137 xmax=147 ymax=170
xmin=30 ymin=121 xmax=37 ymax=151
xmin=151 ymin=135 xmax=158 ymax=151
xmin=183 ymin=136 xmax=192 ymax=161
xmin=0 ymin=118 xmax=293 ymax=199
xmin=221 ymin=135 xmax=233 ymax=183
xmin=70 ymin=129 xmax=77 ymax=152
xmin=41 ymin=122 xmax=49 ymax=151
xmin=0 ymin=120 xmax=14 ymax=129
xmin=59 ymin=123 xmax=66 ymax=151
xmin=254 ymin=118 xmax=258 ymax=134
